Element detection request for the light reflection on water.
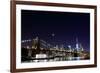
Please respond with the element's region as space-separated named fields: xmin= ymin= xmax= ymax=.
xmin=49 ymin=57 xmax=81 ymax=61
xmin=31 ymin=57 xmax=83 ymax=62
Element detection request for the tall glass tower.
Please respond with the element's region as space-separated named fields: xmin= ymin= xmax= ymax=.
xmin=76 ymin=38 xmax=79 ymax=51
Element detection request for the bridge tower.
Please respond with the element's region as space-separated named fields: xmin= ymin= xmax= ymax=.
xmin=32 ymin=37 xmax=41 ymax=54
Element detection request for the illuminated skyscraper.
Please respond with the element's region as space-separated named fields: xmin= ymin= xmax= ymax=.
xmin=76 ymin=38 xmax=79 ymax=51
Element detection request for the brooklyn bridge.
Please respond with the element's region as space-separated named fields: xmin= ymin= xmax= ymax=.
xmin=21 ymin=37 xmax=90 ymax=62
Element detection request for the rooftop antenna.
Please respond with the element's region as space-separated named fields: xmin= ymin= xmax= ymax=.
xmin=76 ymin=37 xmax=78 ymax=44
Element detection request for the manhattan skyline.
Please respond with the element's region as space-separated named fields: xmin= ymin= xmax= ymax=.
xmin=21 ymin=10 xmax=90 ymax=51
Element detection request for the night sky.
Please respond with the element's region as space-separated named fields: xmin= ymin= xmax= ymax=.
xmin=21 ymin=10 xmax=90 ymax=51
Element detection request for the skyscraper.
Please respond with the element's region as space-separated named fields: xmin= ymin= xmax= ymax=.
xmin=76 ymin=38 xmax=79 ymax=51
